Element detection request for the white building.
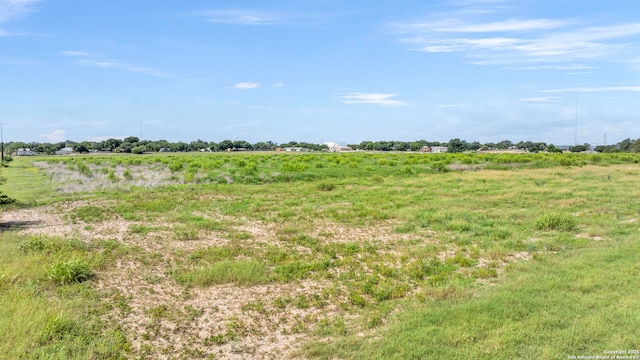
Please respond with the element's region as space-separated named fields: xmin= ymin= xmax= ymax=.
xmin=15 ymin=148 xmax=37 ymax=156
xmin=324 ymin=142 xmax=353 ymax=152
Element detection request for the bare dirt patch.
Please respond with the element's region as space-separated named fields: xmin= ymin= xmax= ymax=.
xmin=1 ymin=203 xmax=357 ymax=359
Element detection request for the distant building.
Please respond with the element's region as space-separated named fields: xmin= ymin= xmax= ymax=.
xmin=15 ymin=148 xmax=37 ymax=156
xmin=324 ymin=142 xmax=353 ymax=152
xmin=420 ymin=146 xmax=448 ymax=153
xmin=281 ymin=147 xmax=310 ymax=152
xmin=55 ymin=147 xmax=74 ymax=155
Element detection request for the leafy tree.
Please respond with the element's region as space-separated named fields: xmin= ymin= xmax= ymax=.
xmin=569 ymin=143 xmax=590 ymax=152
xmin=547 ymin=144 xmax=563 ymax=153
xmin=233 ymin=140 xmax=252 ymax=150
xmin=171 ymin=142 xmax=188 ymax=152
xmin=496 ymin=140 xmax=514 ymax=149
xmin=253 ymin=141 xmax=276 ymax=151
xmin=131 ymin=145 xmax=146 ymax=154
xmin=99 ymin=138 xmax=123 ymax=152
xmin=73 ymin=144 xmax=89 ymax=153
xmin=618 ymin=138 xmax=632 ymax=151
xmin=447 ymin=138 xmax=466 ymax=153
xmin=189 ymin=139 xmax=209 ymax=151
xmin=216 ymin=140 xmax=234 ymax=151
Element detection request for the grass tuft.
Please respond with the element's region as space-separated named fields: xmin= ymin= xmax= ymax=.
xmin=47 ymin=258 xmax=94 ymax=285
xmin=534 ymin=213 xmax=578 ymax=232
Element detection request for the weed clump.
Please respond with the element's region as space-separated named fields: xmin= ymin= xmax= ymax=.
xmin=534 ymin=213 xmax=578 ymax=232
xmin=47 ymin=258 xmax=94 ymax=285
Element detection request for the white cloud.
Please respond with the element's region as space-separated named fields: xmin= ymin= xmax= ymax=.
xmin=542 ymin=86 xmax=640 ymax=93
xmin=197 ymin=10 xmax=281 ymax=25
xmin=394 ymin=9 xmax=640 ymax=65
xmin=69 ymin=57 xmax=182 ymax=80
xmin=39 ymin=129 xmax=66 ymax=142
xmin=0 ymin=0 xmax=40 ymax=23
xmin=340 ymin=93 xmax=408 ymax=106
xmin=273 ymin=82 xmax=284 ymax=88
xmin=520 ymin=97 xmax=560 ymax=102
xmin=61 ymin=50 xmax=94 ymax=57
xmin=234 ymin=82 xmax=260 ymax=89
xmin=437 ymin=104 xmax=468 ymax=108
xmin=512 ymin=64 xmax=593 ymax=71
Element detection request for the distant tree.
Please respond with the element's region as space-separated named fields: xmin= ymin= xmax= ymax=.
xmin=73 ymin=144 xmax=89 ymax=153
xmin=189 ymin=139 xmax=209 ymax=151
xmin=253 ymin=141 xmax=276 ymax=151
xmin=546 ymin=144 xmax=563 ymax=153
xmin=496 ymin=140 xmax=513 ymax=149
xmin=123 ymin=136 xmax=140 ymax=144
xmin=447 ymin=138 xmax=466 ymax=153
xmin=618 ymin=138 xmax=632 ymax=151
xmin=217 ymin=140 xmax=234 ymax=151
xmin=99 ymin=138 xmax=123 ymax=152
xmin=394 ymin=142 xmax=409 ymax=151
xmin=171 ymin=142 xmax=188 ymax=152
xmin=131 ymin=145 xmax=146 ymax=154
xmin=233 ymin=140 xmax=252 ymax=150
xmin=569 ymin=143 xmax=590 ymax=153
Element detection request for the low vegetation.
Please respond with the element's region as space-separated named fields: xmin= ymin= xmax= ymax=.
xmin=1 ymin=151 xmax=639 ymax=359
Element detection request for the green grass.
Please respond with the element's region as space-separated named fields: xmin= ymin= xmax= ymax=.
xmin=174 ymin=259 xmax=271 ymax=287
xmin=2 ymin=152 xmax=640 ymax=358
xmin=0 ymin=232 xmax=129 ymax=359
xmin=304 ymin=240 xmax=640 ymax=359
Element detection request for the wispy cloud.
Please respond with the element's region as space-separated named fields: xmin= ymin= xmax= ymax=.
xmin=39 ymin=129 xmax=66 ymax=142
xmin=542 ymin=86 xmax=640 ymax=93
xmin=196 ymin=9 xmax=283 ymax=25
xmin=520 ymin=97 xmax=560 ymax=102
xmin=392 ymin=6 xmax=640 ymax=66
xmin=234 ymin=82 xmax=260 ymax=89
xmin=511 ymin=64 xmax=593 ymax=71
xmin=0 ymin=0 xmax=40 ymax=36
xmin=340 ymin=93 xmax=408 ymax=106
xmin=397 ymin=18 xmax=566 ymax=33
xmin=0 ymin=55 xmax=36 ymax=64
xmin=60 ymin=50 xmax=95 ymax=57
xmin=437 ymin=104 xmax=469 ymax=108
xmin=0 ymin=0 xmax=40 ymax=23
xmin=273 ymin=82 xmax=284 ymax=88
xmin=61 ymin=50 xmax=183 ymax=80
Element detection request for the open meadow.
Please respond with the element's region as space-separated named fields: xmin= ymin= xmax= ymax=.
xmin=1 ymin=151 xmax=640 ymax=359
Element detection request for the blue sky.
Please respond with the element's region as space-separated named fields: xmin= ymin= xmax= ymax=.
xmin=1 ymin=0 xmax=639 ymax=145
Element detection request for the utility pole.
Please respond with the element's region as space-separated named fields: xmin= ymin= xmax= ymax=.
xmin=1 ymin=123 xmax=4 ymax=167
xmin=574 ymin=98 xmax=578 ymax=146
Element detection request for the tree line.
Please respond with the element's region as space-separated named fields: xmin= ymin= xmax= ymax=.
xmin=4 ymin=137 xmax=640 ymax=155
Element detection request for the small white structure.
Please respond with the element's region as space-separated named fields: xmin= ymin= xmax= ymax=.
xmin=281 ymin=147 xmax=309 ymax=152
xmin=55 ymin=147 xmax=74 ymax=155
xmin=420 ymin=146 xmax=448 ymax=153
xmin=324 ymin=142 xmax=353 ymax=152
xmin=15 ymin=148 xmax=37 ymax=156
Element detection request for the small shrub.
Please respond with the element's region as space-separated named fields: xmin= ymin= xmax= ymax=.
xmin=316 ymin=181 xmax=336 ymax=191
xmin=473 ymin=268 xmax=498 ymax=279
xmin=47 ymin=258 xmax=94 ymax=285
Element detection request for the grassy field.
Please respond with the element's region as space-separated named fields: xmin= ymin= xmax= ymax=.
xmin=1 ymin=152 xmax=639 ymax=359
